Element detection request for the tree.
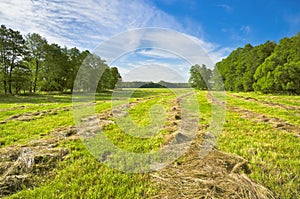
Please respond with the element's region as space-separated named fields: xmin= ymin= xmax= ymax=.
xmin=254 ymin=33 xmax=300 ymax=94
xmin=189 ymin=64 xmax=212 ymax=90
xmin=214 ymin=41 xmax=276 ymax=92
xmin=0 ymin=25 xmax=27 ymax=94
xmin=65 ymin=47 xmax=89 ymax=92
xmin=0 ymin=25 xmax=122 ymax=94
xmin=0 ymin=25 xmax=9 ymax=93
xmin=274 ymin=62 xmax=300 ymax=94
xmin=75 ymin=53 xmax=111 ymax=92
xmin=40 ymin=44 xmax=69 ymax=91
xmin=12 ymin=61 xmax=31 ymax=94
xmin=110 ymin=67 xmax=122 ymax=89
xmin=97 ymin=66 xmax=111 ymax=91
xmin=25 ymin=33 xmax=47 ymax=92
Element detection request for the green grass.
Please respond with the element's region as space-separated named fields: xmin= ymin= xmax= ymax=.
xmin=8 ymin=140 xmax=156 ymax=199
xmin=3 ymin=89 xmax=174 ymax=198
xmin=217 ymin=111 xmax=300 ymax=198
xmin=218 ymin=92 xmax=300 ymax=198
xmin=226 ymin=93 xmax=300 ymax=126
xmin=1 ymin=89 xmax=299 ymax=198
xmin=190 ymin=91 xmax=299 ymax=198
xmin=230 ymin=91 xmax=300 ymax=107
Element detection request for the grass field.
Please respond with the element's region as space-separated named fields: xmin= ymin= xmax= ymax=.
xmin=0 ymin=89 xmax=299 ymax=198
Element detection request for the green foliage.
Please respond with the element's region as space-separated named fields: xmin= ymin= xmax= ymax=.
xmin=0 ymin=24 xmax=27 ymax=94
xmin=215 ymin=32 xmax=300 ymax=94
xmin=254 ymin=33 xmax=300 ymax=94
xmin=74 ymin=53 xmax=122 ymax=92
xmin=215 ymin=41 xmax=276 ymax=92
xmin=188 ymin=64 xmax=212 ymax=90
xmin=25 ymin=33 xmax=47 ymax=92
xmin=0 ymin=24 xmax=122 ymax=94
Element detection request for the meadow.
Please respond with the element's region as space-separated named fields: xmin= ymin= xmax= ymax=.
xmin=0 ymin=89 xmax=299 ymax=198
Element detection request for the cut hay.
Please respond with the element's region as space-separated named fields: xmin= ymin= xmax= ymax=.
xmin=151 ymin=149 xmax=276 ymax=199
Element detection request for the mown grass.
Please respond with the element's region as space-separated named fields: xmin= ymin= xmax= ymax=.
xmin=231 ymin=91 xmax=300 ymax=107
xmin=0 ymin=89 xmax=166 ymax=147
xmin=192 ymin=91 xmax=299 ymax=198
xmin=1 ymin=89 xmax=299 ymax=198
xmin=8 ymin=139 xmax=155 ymax=199
xmin=218 ymin=92 xmax=300 ymax=198
xmin=0 ymin=101 xmax=114 ymax=147
xmin=4 ymin=89 xmax=176 ymax=198
xmin=226 ymin=93 xmax=300 ymax=126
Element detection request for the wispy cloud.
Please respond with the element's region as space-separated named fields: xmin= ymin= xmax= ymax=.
xmin=122 ymin=64 xmax=188 ymax=83
xmin=102 ymin=28 xmax=230 ymax=82
xmin=220 ymin=25 xmax=252 ymax=44
xmin=0 ymin=0 xmax=183 ymax=49
xmin=240 ymin=25 xmax=251 ymax=34
xmin=217 ymin=4 xmax=233 ymax=13
xmin=136 ymin=49 xmax=179 ymax=59
xmin=0 ymin=0 xmax=230 ymax=81
xmin=114 ymin=55 xmax=190 ymax=82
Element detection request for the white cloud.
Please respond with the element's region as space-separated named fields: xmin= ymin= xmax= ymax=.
xmin=136 ymin=49 xmax=179 ymax=59
xmin=0 ymin=0 xmax=183 ymax=49
xmin=240 ymin=25 xmax=251 ymax=34
xmin=92 ymin=28 xmax=230 ymax=82
xmin=94 ymin=28 xmax=222 ymax=66
xmin=0 ymin=0 xmax=230 ymax=82
xmin=217 ymin=4 xmax=233 ymax=13
xmin=121 ymin=63 xmax=188 ymax=83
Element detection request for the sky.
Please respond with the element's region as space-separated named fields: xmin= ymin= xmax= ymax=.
xmin=0 ymin=0 xmax=299 ymax=82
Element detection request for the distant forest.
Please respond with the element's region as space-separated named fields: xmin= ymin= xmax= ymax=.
xmin=0 ymin=25 xmax=121 ymax=94
xmin=121 ymin=81 xmax=189 ymax=88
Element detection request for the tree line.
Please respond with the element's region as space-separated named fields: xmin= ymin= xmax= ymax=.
xmin=0 ymin=24 xmax=121 ymax=95
xmin=189 ymin=32 xmax=300 ymax=94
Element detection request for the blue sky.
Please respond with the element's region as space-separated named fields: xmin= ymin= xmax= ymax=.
xmin=152 ymin=0 xmax=300 ymax=47
xmin=0 ymin=0 xmax=299 ymax=82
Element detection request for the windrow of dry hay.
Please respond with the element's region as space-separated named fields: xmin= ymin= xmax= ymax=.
xmin=151 ymin=92 xmax=276 ymax=199
xmin=151 ymin=134 xmax=275 ymax=199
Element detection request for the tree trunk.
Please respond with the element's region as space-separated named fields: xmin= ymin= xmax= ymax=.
xmin=2 ymin=54 xmax=7 ymax=94
xmin=33 ymin=60 xmax=39 ymax=92
xmin=3 ymin=79 xmax=7 ymax=94
xmin=8 ymin=64 xmax=13 ymax=95
xmin=29 ymin=81 xmax=32 ymax=93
